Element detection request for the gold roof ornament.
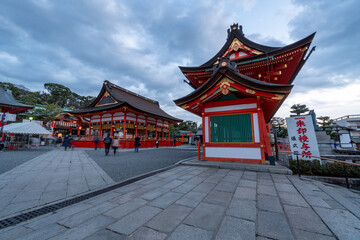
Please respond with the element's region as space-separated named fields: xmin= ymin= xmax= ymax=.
xmin=271 ymin=94 xmax=284 ymax=100
xmin=246 ymin=89 xmax=256 ymax=94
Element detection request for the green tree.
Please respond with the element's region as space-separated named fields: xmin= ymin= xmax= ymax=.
xmin=270 ymin=117 xmax=287 ymax=137
xmin=25 ymin=104 xmax=62 ymax=123
xmin=290 ymin=104 xmax=309 ymax=116
xmin=44 ymin=83 xmax=72 ymax=107
xmin=317 ymin=116 xmax=331 ymax=131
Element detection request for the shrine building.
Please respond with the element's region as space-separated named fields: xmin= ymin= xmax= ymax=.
xmin=70 ymin=80 xmax=181 ymax=148
xmin=174 ymin=24 xmax=315 ymax=163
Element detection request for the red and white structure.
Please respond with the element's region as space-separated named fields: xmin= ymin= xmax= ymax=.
xmin=174 ymin=24 xmax=315 ymax=163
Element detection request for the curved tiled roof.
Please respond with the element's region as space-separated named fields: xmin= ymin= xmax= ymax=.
xmin=72 ymin=81 xmax=181 ymax=122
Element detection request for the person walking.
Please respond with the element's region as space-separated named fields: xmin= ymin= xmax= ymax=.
xmin=94 ymin=136 xmax=100 ymax=150
xmin=103 ymin=134 xmax=112 ymax=156
xmin=63 ymin=136 xmax=70 ymax=151
xmin=112 ymin=136 xmax=120 ymax=155
xmin=56 ymin=137 xmax=62 ymax=149
xmin=134 ymin=135 xmax=140 ymax=152
xmin=156 ymin=138 xmax=159 ymax=148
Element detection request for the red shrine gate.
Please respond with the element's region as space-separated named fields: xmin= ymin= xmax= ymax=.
xmin=174 ymin=24 xmax=315 ymax=163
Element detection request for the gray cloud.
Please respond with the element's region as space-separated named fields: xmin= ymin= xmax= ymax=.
xmin=0 ymin=0 xmax=358 ymax=123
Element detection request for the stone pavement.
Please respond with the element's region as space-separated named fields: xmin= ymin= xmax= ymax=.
xmin=1 ymin=165 xmax=360 ymax=239
xmin=0 ymin=149 xmax=114 ymax=219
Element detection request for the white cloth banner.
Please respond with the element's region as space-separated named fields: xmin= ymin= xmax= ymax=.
xmin=286 ymin=115 xmax=320 ymax=161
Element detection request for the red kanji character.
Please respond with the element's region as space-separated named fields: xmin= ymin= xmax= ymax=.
xmin=297 ymin=128 xmax=307 ymax=135
xmin=298 ymin=135 xmax=309 ymax=143
xmin=302 ymin=150 xmax=312 ymax=158
xmin=301 ymin=142 xmax=310 ymax=151
xmin=296 ymin=120 xmax=306 ymax=127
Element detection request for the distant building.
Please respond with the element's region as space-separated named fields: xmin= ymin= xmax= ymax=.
xmin=333 ymin=115 xmax=360 ymax=150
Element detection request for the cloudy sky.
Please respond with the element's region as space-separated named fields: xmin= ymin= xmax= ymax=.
xmin=1 ymin=0 xmax=359 ymax=123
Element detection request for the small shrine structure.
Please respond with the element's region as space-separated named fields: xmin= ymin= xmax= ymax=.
xmin=71 ymin=80 xmax=181 ymax=148
xmin=174 ymin=24 xmax=315 ymax=163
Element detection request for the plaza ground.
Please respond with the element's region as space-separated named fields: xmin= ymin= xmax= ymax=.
xmin=0 ymin=146 xmax=359 ymax=239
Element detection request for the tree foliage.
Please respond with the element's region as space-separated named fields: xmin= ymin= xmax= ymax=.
xmin=290 ymin=104 xmax=309 ymax=116
xmin=271 ymin=117 xmax=287 ymax=137
xmin=170 ymin=120 xmax=199 ymax=137
xmin=1 ymin=82 xmax=95 ymax=122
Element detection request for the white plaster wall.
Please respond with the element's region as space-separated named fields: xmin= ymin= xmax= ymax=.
xmin=206 ymin=147 xmax=261 ymax=159
xmin=253 ymin=113 xmax=260 ymax=143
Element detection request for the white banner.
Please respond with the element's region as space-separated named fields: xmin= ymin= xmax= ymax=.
xmin=286 ymin=115 xmax=320 ymax=161
xmin=0 ymin=112 xmax=16 ymax=121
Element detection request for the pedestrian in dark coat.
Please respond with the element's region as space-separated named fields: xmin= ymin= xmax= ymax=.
xmin=134 ymin=135 xmax=140 ymax=152
xmin=156 ymin=138 xmax=159 ymax=148
xmin=95 ymin=137 xmax=100 ymax=150
xmin=103 ymin=134 xmax=112 ymax=156
xmin=63 ymin=136 xmax=70 ymax=151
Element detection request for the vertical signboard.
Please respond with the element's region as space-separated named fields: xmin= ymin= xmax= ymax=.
xmin=286 ymin=115 xmax=320 ymax=161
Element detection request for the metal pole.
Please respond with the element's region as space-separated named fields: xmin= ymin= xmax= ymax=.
xmin=343 ymin=163 xmax=350 ymax=189
xmin=296 ymin=154 xmax=301 ymax=177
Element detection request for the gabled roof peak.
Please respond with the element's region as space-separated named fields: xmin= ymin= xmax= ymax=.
xmin=227 ymin=23 xmax=244 ymax=38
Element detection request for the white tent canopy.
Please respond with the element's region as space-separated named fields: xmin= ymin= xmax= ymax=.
xmin=3 ymin=122 xmax=51 ymax=135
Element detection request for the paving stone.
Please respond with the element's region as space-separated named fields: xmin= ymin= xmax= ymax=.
xmin=162 ymin=180 xmax=186 ymax=189
xmin=187 ymin=176 xmax=206 ymax=185
xmin=0 ymin=225 xmax=33 ymax=240
xmin=149 ymin=191 xmax=183 ymax=209
xmin=178 ymin=174 xmax=197 ymax=181
xmin=214 ymin=181 xmax=237 ymax=192
xmin=192 ymin=182 xmax=216 ymax=194
xmin=242 ymin=172 xmax=257 ymax=180
xmin=215 ymin=216 xmax=255 ymax=240
xmin=222 ymin=175 xmax=241 ymax=183
xmin=293 ymin=229 xmax=336 ymax=240
xmin=57 ymin=201 xmax=117 ymax=228
xmin=257 ymin=210 xmax=293 ymax=240
xmin=16 ymin=224 xmax=66 ymax=240
xmin=175 ymin=191 xmax=207 ymax=208
xmin=275 ymin=183 xmax=298 ymax=193
xmin=104 ymin=198 xmax=148 ymax=219
xmin=258 ymin=195 xmax=283 ymax=213
xmin=258 ymin=179 xmax=274 ymax=186
xmin=257 ymin=172 xmax=272 ymax=180
xmin=234 ymin=186 xmax=256 ymax=200
xmin=304 ymin=195 xmax=331 ymax=208
xmin=126 ymin=227 xmax=167 ymax=240
xmin=172 ymin=182 xmax=197 ymax=193
xmin=203 ymin=190 xmax=233 ymax=207
xmin=146 ymin=204 xmax=192 ymax=233
xmin=323 ymin=198 xmax=346 ymax=210
xmin=111 ymin=188 xmax=148 ymax=204
xmin=107 ymin=206 xmax=162 ymax=235
xmin=139 ymin=187 xmax=169 ymax=201
xmin=226 ymin=198 xmax=256 ymax=221
xmin=85 ymin=229 xmax=125 ymax=240
xmin=52 ymin=214 xmax=116 ymax=240
xmin=314 ymin=206 xmax=360 ymax=240
xmin=257 ymin=184 xmax=277 ymax=196
xmin=184 ymin=202 xmax=226 ymax=231
xmin=284 ymin=205 xmax=332 ymax=236
xmin=25 ymin=203 xmax=93 ymax=230
xmin=167 ymin=224 xmax=213 ymax=240
xmin=204 ymin=175 xmax=224 ymax=184
xmin=278 ymin=192 xmax=309 ymax=207
xmin=238 ymin=179 xmax=257 ymax=188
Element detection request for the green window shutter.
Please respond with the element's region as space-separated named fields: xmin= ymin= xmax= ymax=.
xmin=210 ymin=114 xmax=252 ymax=142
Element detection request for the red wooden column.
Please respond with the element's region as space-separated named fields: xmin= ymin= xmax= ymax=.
xmin=162 ymin=126 xmax=164 ymax=140
xmin=135 ymin=115 xmax=138 ymax=138
xmin=77 ymin=125 xmax=80 ymax=136
xmin=110 ymin=113 xmax=114 ymax=137
xmin=155 ymin=120 xmax=158 ymax=139
xmin=145 ymin=117 xmax=148 ymax=139
xmin=123 ymin=112 xmax=127 ymax=139
xmin=89 ymin=118 xmax=92 ymax=137
xmin=98 ymin=115 xmax=102 ymax=137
